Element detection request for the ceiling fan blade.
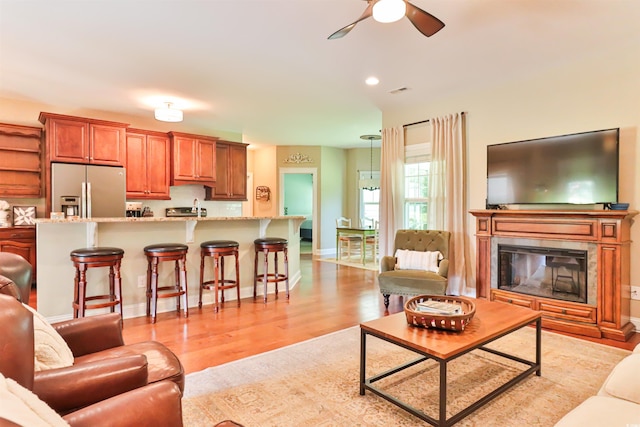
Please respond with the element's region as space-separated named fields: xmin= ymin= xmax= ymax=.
xmin=405 ymin=1 xmax=445 ymax=37
xmin=328 ymin=1 xmax=374 ymax=40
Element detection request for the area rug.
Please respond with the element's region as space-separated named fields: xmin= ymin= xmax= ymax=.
xmin=182 ymin=326 xmax=630 ymax=426
xmin=317 ymin=256 xmax=379 ymax=272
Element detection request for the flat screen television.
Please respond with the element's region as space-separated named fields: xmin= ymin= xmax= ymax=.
xmin=486 ymin=128 xmax=619 ymax=206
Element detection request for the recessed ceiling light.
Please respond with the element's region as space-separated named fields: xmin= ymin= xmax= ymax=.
xmin=365 ymin=76 xmax=379 ymax=86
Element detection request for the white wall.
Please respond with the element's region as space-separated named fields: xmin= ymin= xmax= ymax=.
xmin=382 ymin=46 xmax=640 ymax=320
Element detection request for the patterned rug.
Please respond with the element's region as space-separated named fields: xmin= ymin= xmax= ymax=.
xmin=182 ymin=326 xmax=630 ymax=426
xmin=317 ymin=256 xmax=379 ymax=272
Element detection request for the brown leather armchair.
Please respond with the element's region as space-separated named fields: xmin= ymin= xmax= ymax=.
xmin=0 ymin=293 xmax=183 ymax=426
xmin=0 ymin=252 xmax=32 ymax=304
xmin=0 ymin=295 xmax=184 ymax=414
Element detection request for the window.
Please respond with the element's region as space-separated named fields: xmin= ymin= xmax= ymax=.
xmin=404 ymin=162 xmax=430 ymax=229
xmin=359 ymin=171 xmax=380 ymax=226
xmin=404 ymin=141 xmax=431 ymax=230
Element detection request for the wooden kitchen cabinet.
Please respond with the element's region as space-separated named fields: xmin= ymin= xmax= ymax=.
xmin=0 ymin=226 xmax=36 ymax=283
xmin=206 ymin=140 xmax=248 ymax=200
xmin=0 ymin=123 xmax=42 ymax=198
xmin=169 ymin=131 xmax=217 ymax=187
xmin=39 ymin=112 xmax=128 ymax=166
xmin=126 ymin=129 xmax=170 ymax=199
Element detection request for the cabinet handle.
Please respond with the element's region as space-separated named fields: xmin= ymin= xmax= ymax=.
xmin=561 ymin=309 xmax=567 ymax=315
xmin=507 ymin=299 xmax=513 ymax=304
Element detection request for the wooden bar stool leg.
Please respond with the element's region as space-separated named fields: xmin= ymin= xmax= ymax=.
xmin=220 ymin=257 xmax=226 ymax=303
xmin=235 ymin=249 xmax=240 ymax=307
xmin=274 ymin=251 xmax=279 ymax=298
xmin=284 ymin=246 xmax=290 ymax=300
xmin=253 ymin=248 xmax=259 ymax=299
xmin=213 ymin=253 xmax=220 ymax=313
xmin=114 ymin=259 xmax=123 ymax=317
xmin=199 ymin=253 xmax=205 ymax=308
xmin=262 ymin=247 xmax=269 ymax=303
xmin=179 ymin=255 xmax=188 ymax=318
xmin=174 ymin=260 xmax=180 ymax=312
xmin=73 ymin=266 xmax=80 ymax=318
xmin=150 ymin=257 xmax=159 ymax=324
xmin=108 ymin=265 xmax=115 ymax=313
xmin=78 ymin=265 xmax=87 ymax=318
xmin=146 ymin=258 xmax=152 ymax=317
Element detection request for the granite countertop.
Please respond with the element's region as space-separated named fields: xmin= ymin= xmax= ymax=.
xmin=35 ymin=215 xmax=306 ymax=224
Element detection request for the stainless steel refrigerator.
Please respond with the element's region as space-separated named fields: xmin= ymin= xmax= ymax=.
xmin=51 ymin=163 xmax=126 ymax=218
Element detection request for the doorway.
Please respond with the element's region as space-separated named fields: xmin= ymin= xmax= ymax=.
xmin=279 ymin=168 xmax=317 ymax=255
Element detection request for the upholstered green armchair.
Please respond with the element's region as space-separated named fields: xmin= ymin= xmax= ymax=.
xmin=378 ymin=229 xmax=451 ymax=308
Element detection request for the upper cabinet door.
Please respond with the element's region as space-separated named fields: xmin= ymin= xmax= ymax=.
xmin=89 ymin=123 xmax=127 ymax=166
xmin=48 ymin=118 xmax=89 ymax=163
xmin=207 ymin=141 xmax=247 ymax=201
xmin=125 ymin=132 xmax=147 ymax=197
xmin=145 ymin=134 xmax=170 ymax=198
xmin=126 ymin=130 xmax=170 ymax=200
xmin=39 ymin=112 xmax=129 ymax=166
xmin=170 ymin=132 xmax=217 ymax=187
xmin=172 ymin=136 xmax=197 ymax=182
xmin=196 ymin=140 xmax=216 ymax=182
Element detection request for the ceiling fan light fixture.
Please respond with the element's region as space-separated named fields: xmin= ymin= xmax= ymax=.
xmin=372 ymin=0 xmax=406 ymax=24
xmin=154 ymin=102 xmax=183 ymax=123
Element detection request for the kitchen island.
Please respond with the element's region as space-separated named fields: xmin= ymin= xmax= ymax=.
xmin=35 ymin=215 xmax=305 ymax=321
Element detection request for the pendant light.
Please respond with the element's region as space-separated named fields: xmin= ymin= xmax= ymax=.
xmin=360 ymin=134 xmax=381 ymax=191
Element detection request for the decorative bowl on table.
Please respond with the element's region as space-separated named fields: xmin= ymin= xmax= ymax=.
xmin=404 ymin=295 xmax=476 ymax=332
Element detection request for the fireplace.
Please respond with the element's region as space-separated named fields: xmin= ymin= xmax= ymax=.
xmin=471 ymin=209 xmax=636 ymax=342
xmin=497 ymin=244 xmax=587 ymax=304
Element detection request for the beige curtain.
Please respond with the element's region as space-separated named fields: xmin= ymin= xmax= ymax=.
xmin=428 ymin=113 xmax=473 ymax=296
xmin=379 ymin=127 xmax=405 ymax=258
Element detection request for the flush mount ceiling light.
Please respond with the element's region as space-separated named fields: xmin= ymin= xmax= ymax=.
xmin=372 ymin=0 xmax=406 ymax=23
xmin=154 ymin=102 xmax=183 ymax=123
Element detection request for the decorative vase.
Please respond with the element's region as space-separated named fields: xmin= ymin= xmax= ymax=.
xmin=0 ymin=210 xmax=10 ymax=227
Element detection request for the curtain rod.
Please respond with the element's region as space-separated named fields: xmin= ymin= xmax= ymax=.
xmin=402 ymin=111 xmax=465 ymax=128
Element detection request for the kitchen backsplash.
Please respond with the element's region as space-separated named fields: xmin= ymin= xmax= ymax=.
xmin=131 ymin=185 xmax=243 ymax=218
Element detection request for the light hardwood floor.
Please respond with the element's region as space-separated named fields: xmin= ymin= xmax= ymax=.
xmin=34 ymin=255 xmax=639 ymax=374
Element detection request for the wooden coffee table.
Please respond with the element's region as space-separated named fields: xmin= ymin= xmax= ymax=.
xmin=360 ymin=298 xmax=541 ymax=426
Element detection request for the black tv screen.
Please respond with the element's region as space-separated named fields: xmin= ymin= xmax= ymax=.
xmin=486 ymin=128 xmax=619 ymax=206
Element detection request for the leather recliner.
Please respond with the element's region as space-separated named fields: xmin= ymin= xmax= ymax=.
xmin=0 ymin=252 xmax=32 ymax=304
xmin=0 ymin=263 xmax=185 ymax=399
xmin=0 ymin=293 xmax=183 ymax=426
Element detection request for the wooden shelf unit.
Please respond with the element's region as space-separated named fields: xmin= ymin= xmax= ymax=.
xmin=0 ymin=123 xmax=43 ymax=198
xmin=470 ymin=209 xmax=637 ymax=341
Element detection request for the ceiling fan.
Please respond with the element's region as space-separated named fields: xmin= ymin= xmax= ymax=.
xmin=328 ymin=0 xmax=445 ymax=40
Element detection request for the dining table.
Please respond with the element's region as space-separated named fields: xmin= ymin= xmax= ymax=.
xmin=336 ymin=226 xmax=378 ymax=265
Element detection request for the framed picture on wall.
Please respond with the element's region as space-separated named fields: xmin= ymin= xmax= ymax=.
xmin=13 ymin=206 xmax=36 ymax=226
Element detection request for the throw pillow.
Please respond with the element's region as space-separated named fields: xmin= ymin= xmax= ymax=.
xmin=22 ymin=304 xmax=74 ymax=372
xmin=395 ymin=249 xmax=443 ymax=273
xmin=601 ymin=353 xmax=640 ymax=404
xmin=0 ymin=372 xmax=70 ymax=427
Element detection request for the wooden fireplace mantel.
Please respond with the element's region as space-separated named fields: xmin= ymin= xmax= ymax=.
xmin=470 ymin=209 xmax=637 ymax=341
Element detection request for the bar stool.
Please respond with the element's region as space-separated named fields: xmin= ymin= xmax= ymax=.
xmin=143 ymin=243 xmax=189 ymax=324
xmin=253 ymin=237 xmax=289 ymax=303
xmin=70 ymin=247 xmax=124 ymax=318
xmin=199 ymin=240 xmax=240 ymax=312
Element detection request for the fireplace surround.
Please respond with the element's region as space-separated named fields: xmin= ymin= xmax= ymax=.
xmin=471 ymin=209 xmax=637 ymax=341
